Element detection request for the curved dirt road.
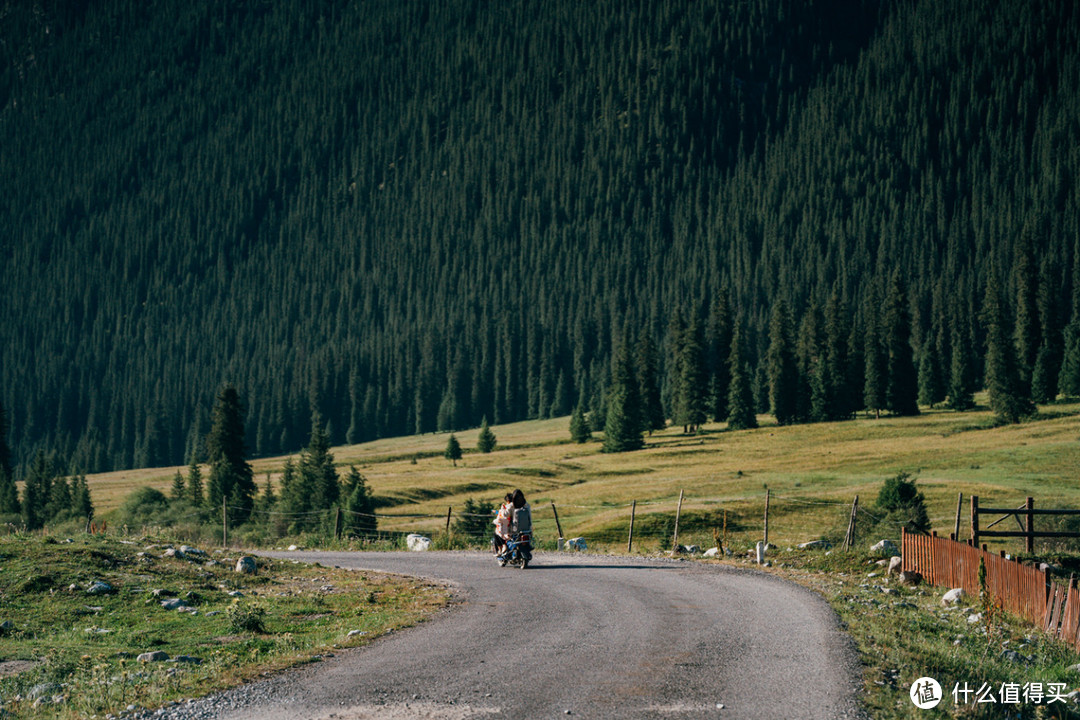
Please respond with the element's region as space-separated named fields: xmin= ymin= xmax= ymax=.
xmin=168 ymin=551 xmax=866 ymax=720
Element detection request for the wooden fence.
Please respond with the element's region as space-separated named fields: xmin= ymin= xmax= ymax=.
xmin=900 ymin=529 xmax=1080 ymax=649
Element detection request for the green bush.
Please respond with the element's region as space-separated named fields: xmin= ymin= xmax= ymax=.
xmin=226 ymin=602 xmax=267 ymax=634
xmin=453 ymin=498 xmax=495 ymax=544
xmin=874 ymin=472 xmax=930 ymax=539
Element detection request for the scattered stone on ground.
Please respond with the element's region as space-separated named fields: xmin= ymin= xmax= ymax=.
xmin=941 ymin=588 xmax=966 ymax=606
xmin=138 ymin=651 xmax=170 ymax=662
xmin=406 ymin=534 xmax=432 ymax=552
xmin=870 ymin=539 xmax=899 ymax=557
xmin=235 ymin=557 xmax=257 ymax=574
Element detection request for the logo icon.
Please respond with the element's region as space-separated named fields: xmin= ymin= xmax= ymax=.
xmin=910 ymin=677 xmax=942 ymax=709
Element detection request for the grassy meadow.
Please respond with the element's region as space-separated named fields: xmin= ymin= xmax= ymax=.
xmin=80 ymin=397 xmax=1080 ymax=555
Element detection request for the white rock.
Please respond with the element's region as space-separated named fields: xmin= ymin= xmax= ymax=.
xmin=87 ymin=581 xmax=114 ymax=595
xmin=870 ymin=539 xmax=900 ymax=556
xmin=797 ymin=540 xmax=831 ymax=550
xmin=703 ymin=547 xmax=720 ymax=558
xmin=288 ymin=545 xmax=300 ymax=551
xmin=941 ymin=588 xmax=967 ymax=606
xmin=235 ymin=557 xmax=257 ymax=574
xmin=406 ymin=534 xmax=432 ymax=552
xmin=137 ymin=651 xmax=170 ymax=662
xmin=179 ymin=545 xmax=206 ymax=557
xmin=565 ymin=537 xmax=587 ymax=551
xmin=160 ymin=599 xmax=190 ymax=611
xmin=887 ymin=556 xmax=903 ymax=575
xmin=347 ymin=630 xmax=368 ymax=637
xmin=163 ymin=548 xmax=184 ymax=559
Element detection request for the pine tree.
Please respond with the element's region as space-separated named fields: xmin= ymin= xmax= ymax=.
xmin=170 ymin=470 xmax=186 ymax=502
xmin=707 ymin=291 xmax=733 ymax=423
xmin=45 ymin=475 xmax=72 ymax=521
xmin=300 ymin=416 xmax=339 ymax=512
xmin=0 ymin=400 xmax=17 ymax=515
xmin=342 ymin=466 xmax=376 ymax=538
xmin=983 ymin=257 xmax=1036 ymax=423
xmin=254 ymin=472 xmax=276 ymax=515
xmin=186 ymin=461 xmax=204 ymax=505
xmin=569 ymin=400 xmax=592 ymax=443
xmin=477 ymin=416 xmax=497 ymax=453
xmin=823 ymin=289 xmax=853 ymax=420
xmin=21 ymin=450 xmax=52 ymax=530
xmin=1013 ymin=227 xmax=1041 ymax=394
xmin=726 ymin=320 xmax=758 ymax=430
xmin=917 ymin=344 xmax=944 ymax=408
xmin=1060 ymin=239 xmax=1080 ymax=398
xmin=863 ymin=288 xmax=887 ymax=419
xmin=70 ymin=474 xmax=94 ymax=519
xmin=603 ymin=342 xmax=644 ymax=452
xmin=205 ymin=386 xmax=254 ymax=521
xmin=636 ymin=334 xmax=666 ymax=433
xmin=444 ymin=434 xmax=463 ymax=466
xmin=1031 ymin=259 xmax=1062 ymax=403
xmin=674 ymin=317 xmax=708 ymax=433
xmin=767 ymin=299 xmax=798 ymax=425
xmin=884 ymin=271 xmax=920 ymax=416
xmin=795 ymin=303 xmax=823 ymax=423
xmin=947 ymin=306 xmax=976 ymax=411
xmin=276 ymin=458 xmax=309 ymax=529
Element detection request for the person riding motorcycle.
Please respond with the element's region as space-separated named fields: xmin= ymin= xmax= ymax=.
xmin=493 ymin=493 xmax=513 ymax=555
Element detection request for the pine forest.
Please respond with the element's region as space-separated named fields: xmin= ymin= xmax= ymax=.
xmin=2 ymin=0 xmax=1079 ymax=484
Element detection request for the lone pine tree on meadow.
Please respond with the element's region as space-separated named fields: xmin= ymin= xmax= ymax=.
xmin=300 ymin=416 xmax=340 ymax=513
xmin=477 ymin=417 xmax=497 ymax=453
xmin=444 ymin=433 xmax=463 ymax=466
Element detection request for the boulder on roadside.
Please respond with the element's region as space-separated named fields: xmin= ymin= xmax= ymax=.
xmin=899 ymin=570 xmax=923 ymax=586
xmin=406 ymin=534 xmax=432 ymax=552
xmin=941 ymin=588 xmax=967 ymax=606
xmin=870 ymin=539 xmax=900 ymax=557
xmin=137 ymin=651 xmax=169 ymax=662
xmin=564 ymin=537 xmax=587 ymax=551
xmin=235 ymin=557 xmax=257 ymax=575
xmin=887 ymin=556 xmax=903 ymax=575
xmin=703 ymin=547 xmax=720 ymax=558
xmin=797 ymin=540 xmax=832 ymax=551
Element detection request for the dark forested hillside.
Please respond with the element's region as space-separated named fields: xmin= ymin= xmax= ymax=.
xmin=1 ymin=0 xmax=1078 ymax=475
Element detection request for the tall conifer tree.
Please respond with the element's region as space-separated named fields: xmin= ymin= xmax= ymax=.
xmin=884 ymin=271 xmax=920 ymax=416
xmin=0 ymin=401 xmax=18 ymax=515
xmin=205 ymin=385 xmax=255 ymax=522
xmin=767 ymin=299 xmax=798 ymax=425
xmin=727 ymin=320 xmax=758 ymax=430
xmin=983 ymin=257 xmax=1036 ymax=423
xmin=603 ymin=342 xmax=644 ymax=452
xmin=301 ymin=415 xmax=340 ymax=512
xmin=636 ymin=334 xmax=666 ymax=434
xmin=1013 ymin=227 xmax=1041 ymax=394
xmin=707 ymin=292 xmax=733 ymax=423
xmin=863 ymin=286 xmax=887 ymax=418
xmin=674 ymin=317 xmax=708 ymax=433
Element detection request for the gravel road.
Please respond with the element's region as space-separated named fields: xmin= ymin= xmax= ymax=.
xmin=139 ymin=551 xmax=866 ymax=720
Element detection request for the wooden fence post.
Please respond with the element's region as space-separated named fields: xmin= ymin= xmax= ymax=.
xmin=953 ymin=492 xmax=963 ymax=541
xmin=334 ymin=507 xmax=342 ymax=540
xmin=763 ymin=489 xmax=771 ymax=547
xmin=844 ymin=495 xmax=859 ymax=550
xmin=551 ymin=501 xmax=564 ymax=539
xmin=627 ymin=500 xmax=636 ymax=553
xmin=971 ymin=495 xmax=979 ymax=548
xmin=445 ymin=506 xmax=452 ymax=537
xmin=672 ymin=490 xmax=684 ymax=550
xmin=1026 ymin=496 xmax=1035 ymax=553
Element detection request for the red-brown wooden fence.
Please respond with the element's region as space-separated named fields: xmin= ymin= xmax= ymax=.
xmin=901 ymin=529 xmax=1080 ymax=649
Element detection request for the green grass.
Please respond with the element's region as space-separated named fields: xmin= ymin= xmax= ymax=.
xmin=0 ymin=535 xmax=448 ymax=718
xmin=768 ymin=550 xmax=1080 ymax=719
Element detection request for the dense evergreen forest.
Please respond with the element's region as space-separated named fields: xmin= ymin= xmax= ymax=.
xmin=1 ymin=0 xmax=1078 ymax=477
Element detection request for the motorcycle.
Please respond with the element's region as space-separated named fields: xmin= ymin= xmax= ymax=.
xmin=495 ymin=531 xmax=532 ymax=569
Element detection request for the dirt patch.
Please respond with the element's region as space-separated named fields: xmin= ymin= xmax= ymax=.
xmin=315 ymin=703 xmax=499 ymax=720
xmin=0 ymin=659 xmax=39 ymax=678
